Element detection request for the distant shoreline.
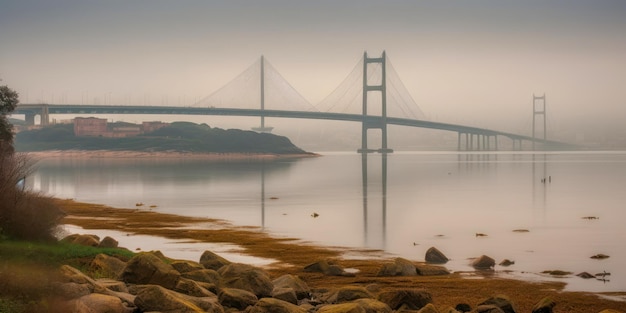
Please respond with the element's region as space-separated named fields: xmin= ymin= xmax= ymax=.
xmin=23 ymin=150 xmax=320 ymax=160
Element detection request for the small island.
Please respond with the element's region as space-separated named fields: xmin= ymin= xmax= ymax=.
xmin=15 ymin=119 xmax=314 ymax=156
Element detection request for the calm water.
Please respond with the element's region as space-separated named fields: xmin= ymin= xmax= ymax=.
xmin=31 ymin=151 xmax=626 ymax=293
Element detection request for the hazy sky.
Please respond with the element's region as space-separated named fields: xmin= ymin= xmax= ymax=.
xmin=1 ymin=0 xmax=625 ymax=140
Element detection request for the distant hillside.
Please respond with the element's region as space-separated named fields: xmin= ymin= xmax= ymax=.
xmin=15 ymin=121 xmax=311 ymax=155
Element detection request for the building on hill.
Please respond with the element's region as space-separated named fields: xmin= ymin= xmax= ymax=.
xmin=73 ymin=117 xmax=169 ymax=137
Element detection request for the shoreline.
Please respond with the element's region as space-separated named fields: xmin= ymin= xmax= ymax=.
xmin=22 ymin=149 xmax=319 ymax=160
xmin=55 ymin=198 xmax=626 ymax=312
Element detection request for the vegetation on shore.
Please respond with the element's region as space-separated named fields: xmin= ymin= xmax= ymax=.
xmin=15 ymin=121 xmax=311 ymax=155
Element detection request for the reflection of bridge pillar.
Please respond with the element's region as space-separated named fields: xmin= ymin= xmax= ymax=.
xmin=361 ymin=152 xmax=388 ymax=249
xmin=358 ymin=51 xmax=393 ymax=154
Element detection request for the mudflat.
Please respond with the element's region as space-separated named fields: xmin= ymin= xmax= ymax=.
xmin=56 ymin=198 xmax=626 ymax=312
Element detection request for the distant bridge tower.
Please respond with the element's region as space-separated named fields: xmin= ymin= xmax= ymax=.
xmin=532 ymin=94 xmax=546 ymax=150
xmin=358 ymin=51 xmax=393 ymax=153
xmin=252 ymin=55 xmax=274 ymax=133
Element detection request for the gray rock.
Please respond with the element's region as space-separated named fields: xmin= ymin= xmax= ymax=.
xmin=67 ymin=293 xmax=133 ymax=313
xmin=531 ymin=297 xmax=556 ymax=313
xmin=331 ymin=286 xmax=374 ymax=303
xmin=416 ymin=264 xmax=450 ymax=276
xmin=272 ymin=274 xmax=310 ymax=300
xmin=175 ymin=277 xmax=217 ymax=297
xmin=121 ymin=252 xmax=181 ymax=289
xmin=171 ymin=260 xmax=205 ymax=273
xmin=425 ymin=247 xmax=449 ymax=264
xmin=353 ymin=298 xmax=393 ymax=313
xmin=377 ymin=289 xmax=432 ymax=310
xmin=134 ymin=284 xmax=224 ymax=313
xmin=478 ymin=295 xmax=517 ymax=313
xmin=218 ymin=287 xmax=258 ymax=310
xmin=200 ymin=250 xmax=231 ymax=270
xmin=471 ymin=255 xmax=496 ymax=270
xmin=272 ymin=287 xmax=298 ymax=305
xmin=98 ymin=236 xmax=119 ymax=248
xmin=247 ymin=297 xmax=307 ymax=313
xmin=471 ymin=305 xmax=505 ymax=313
xmin=90 ymin=253 xmax=127 ymax=279
xmin=181 ymin=268 xmax=221 ymax=285
xmin=317 ymin=302 xmax=366 ymax=313
xmin=218 ymin=263 xmax=274 ymax=298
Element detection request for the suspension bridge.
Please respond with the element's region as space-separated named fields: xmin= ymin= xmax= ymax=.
xmin=14 ymin=51 xmax=570 ymax=151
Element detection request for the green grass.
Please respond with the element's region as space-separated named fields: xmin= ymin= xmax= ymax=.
xmin=0 ymin=239 xmax=135 ymax=267
xmin=0 ymin=239 xmax=135 ymax=312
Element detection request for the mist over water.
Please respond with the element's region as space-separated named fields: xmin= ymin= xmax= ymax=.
xmin=31 ymin=151 xmax=626 ymax=293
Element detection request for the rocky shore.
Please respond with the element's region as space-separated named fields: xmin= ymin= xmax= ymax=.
xmin=51 ymin=199 xmax=626 ymax=312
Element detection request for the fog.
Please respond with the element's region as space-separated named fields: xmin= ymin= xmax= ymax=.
xmin=2 ymin=1 xmax=625 ymax=149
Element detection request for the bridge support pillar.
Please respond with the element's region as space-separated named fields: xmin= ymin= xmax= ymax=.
xmin=252 ymin=55 xmax=273 ymax=133
xmin=25 ymin=113 xmax=36 ymax=126
xmin=532 ymin=94 xmax=547 ymax=150
xmin=358 ymin=51 xmax=393 ymax=154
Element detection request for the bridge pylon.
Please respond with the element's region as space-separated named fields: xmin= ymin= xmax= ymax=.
xmin=532 ymin=94 xmax=546 ymax=150
xmin=358 ymin=51 xmax=393 ymax=154
xmin=252 ymin=55 xmax=274 ymax=133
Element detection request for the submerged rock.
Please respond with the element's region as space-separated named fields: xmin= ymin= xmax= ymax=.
xmin=425 ymin=247 xmax=449 ymax=264
xmin=471 ymin=255 xmax=495 ymax=270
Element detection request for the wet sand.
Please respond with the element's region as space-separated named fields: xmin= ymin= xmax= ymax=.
xmin=56 ymin=198 xmax=626 ymax=312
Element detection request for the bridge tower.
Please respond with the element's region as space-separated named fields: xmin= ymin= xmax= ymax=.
xmin=358 ymin=51 xmax=393 ymax=153
xmin=532 ymin=94 xmax=546 ymax=150
xmin=252 ymin=55 xmax=274 ymax=133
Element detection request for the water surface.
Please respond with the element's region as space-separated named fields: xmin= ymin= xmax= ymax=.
xmin=32 ymin=151 xmax=626 ymax=292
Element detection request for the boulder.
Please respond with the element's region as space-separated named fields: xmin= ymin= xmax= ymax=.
xmin=576 ymin=272 xmax=595 ymax=279
xmin=376 ymin=289 xmax=432 ymax=310
xmin=425 ymin=247 xmax=449 ymax=264
xmin=455 ymin=303 xmax=472 ymax=312
xmin=218 ymin=263 xmax=274 ymax=298
xmin=329 ymin=286 xmax=373 ymax=303
xmin=416 ymin=264 xmax=450 ymax=276
xmin=272 ymin=274 xmax=310 ymax=300
xmin=98 ymin=236 xmax=119 ymax=248
xmin=63 ymin=234 xmax=100 ymax=247
xmin=181 ymin=268 xmax=221 ymax=285
xmin=247 ymin=297 xmax=307 ymax=313
xmin=304 ymin=259 xmax=354 ymax=277
xmin=134 ymin=284 xmax=224 ymax=313
xmin=471 ymin=255 xmax=496 ymax=270
xmin=394 ymin=257 xmax=418 ymax=276
xmin=53 ymin=282 xmax=91 ymax=299
xmin=471 ymin=305 xmax=506 ymax=313
xmin=171 ymin=260 xmax=205 ymax=273
xmin=218 ymin=287 xmax=258 ymax=310
xmin=271 ymin=287 xmax=298 ymax=305
xmin=499 ymin=259 xmax=515 ymax=267
xmin=58 ymin=265 xmax=108 ymax=294
xmin=90 ymin=253 xmax=127 ymax=278
xmin=121 ymin=252 xmax=181 ymax=289
xmin=418 ymin=303 xmax=440 ymax=313
xmin=200 ymin=250 xmax=232 ymax=270
xmin=67 ymin=293 xmax=133 ymax=313
xmin=96 ymin=279 xmax=129 ymax=293
xmin=376 ymin=258 xmax=417 ymax=276
xmin=478 ymin=295 xmax=517 ymax=313
xmin=353 ymin=298 xmax=393 ymax=313
xmin=317 ymin=302 xmax=366 ymax=313
xmin=531 ymin=297 xmax=556 ymax=313
xmin=175 ymin=277 xmax=217 ymax=297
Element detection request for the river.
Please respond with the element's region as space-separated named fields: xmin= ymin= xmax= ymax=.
xmin=30 ymin=151 xmax=626 ymax=293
